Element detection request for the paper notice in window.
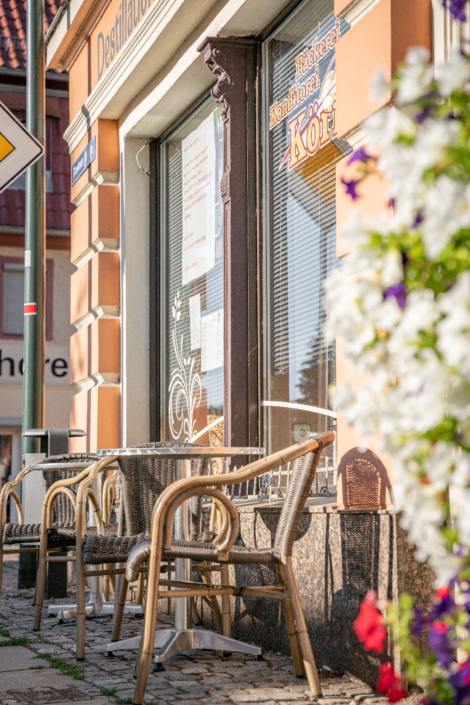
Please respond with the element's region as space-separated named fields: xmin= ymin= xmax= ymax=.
xmin=182 ymin=112 xmax=216 ymax=285
xmin=189 ymin=294 xmax=201 ymax=351
xmin=201 ymin=309 xmax=223 ymax=372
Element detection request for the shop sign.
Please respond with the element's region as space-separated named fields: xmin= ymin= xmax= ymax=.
xmin=0 ymin=343 xmax=70 ymax=386
xmin=71 ymin=136 xmax=96 ymax=186
xmin=96 ymin=0 xmax=156 ymax=81
xmin=269 ymin=17 xmax=343 ymax=172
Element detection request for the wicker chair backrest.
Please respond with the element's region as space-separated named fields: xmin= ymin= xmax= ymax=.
xmin=42 ymin=453 xmax=100 ymax=526
xmin=118 ymin=442 xmax=209 ymax=537
xmin=273 ymin=440 xmax=325 ymax=558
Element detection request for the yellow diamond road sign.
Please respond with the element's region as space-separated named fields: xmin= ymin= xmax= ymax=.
xmin=0 ymin=101 xmax=44 ymax=193
xmin=0 ymin=133 xmax=14 ymax=162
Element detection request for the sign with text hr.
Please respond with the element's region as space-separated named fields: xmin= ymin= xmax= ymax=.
xmin=71 ymin=136 xmax=96 ymax=186
xmin=0 ymin=102 xmax=44 ymax=194
xmin=0 ymin=344 xmax=70 ymax=386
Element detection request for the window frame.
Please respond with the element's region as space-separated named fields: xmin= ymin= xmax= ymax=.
xmin=0 ymin=256 xmax=54 ymax=341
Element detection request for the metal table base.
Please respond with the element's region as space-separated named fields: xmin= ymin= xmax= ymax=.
xmin=97 ymin=447 xmax=264 ymax=664
xmin=47 ymin=588 xmax=144 ymax=622
xmin=106 ymin=628 xmax=261 ymax=661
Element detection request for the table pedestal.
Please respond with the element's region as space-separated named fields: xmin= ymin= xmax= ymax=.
xmin=106 ymin=459 xmax=262 ymax=662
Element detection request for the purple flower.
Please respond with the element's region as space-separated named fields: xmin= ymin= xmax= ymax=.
xmin=413 ymin=209 xmax=424 ymax=228
xmin=428 ymin=621 xmax=455 ymax=667
xmin=347 ymin=147 xmax=371 ymax=165
xmin=443 ymin=0 xmax=467 ymax=21
xmin=341 ymin=177 xmax=361 ymax=200
xmin=383 ymin=282 xmax=407 ymax=309
xmin=411 ymin=605 xmax=428 ymax=637
xmin=449 ymin=660 xmax=470 ymax=705
xmin=432 ymin=586 xmax=456 ymax=618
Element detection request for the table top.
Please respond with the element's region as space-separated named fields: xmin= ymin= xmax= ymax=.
xmin=96 ymin=446 xmax=265 ymax=459
xmin=31 ymin=461 xmax=120 ymax=471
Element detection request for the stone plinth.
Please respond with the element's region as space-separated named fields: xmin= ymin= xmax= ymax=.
xmin=200 ymin=498 xmax=434 ymax=687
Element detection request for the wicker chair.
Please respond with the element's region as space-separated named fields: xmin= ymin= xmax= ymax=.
xmin=126 ymin=432 xmax=334 ymax=705
xmin=61 ymin=442 xmax=219 ymax=660
xmin=0 ymin=453 xmax=117 ymax=605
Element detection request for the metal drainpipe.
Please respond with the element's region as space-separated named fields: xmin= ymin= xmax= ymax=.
xmin=22 ymin=0 xmax=46 ymax=456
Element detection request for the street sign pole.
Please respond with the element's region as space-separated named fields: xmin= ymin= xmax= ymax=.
xmin=22 ymin=0 xmax=46 ymax=455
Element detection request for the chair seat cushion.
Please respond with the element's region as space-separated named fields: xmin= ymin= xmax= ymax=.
xmin=3 ymin=522 xmax=118 ymax=547
xmin=125 ymin=537 xmax=275 ymax=582
xmin=83 ymin=533 xmax=147 ymax=564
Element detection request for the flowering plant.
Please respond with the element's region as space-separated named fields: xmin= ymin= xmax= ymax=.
xmin=324 ymin=1 xmax=470 ymax=701
xmin=354 ymin=589 xmax=470 ymax=705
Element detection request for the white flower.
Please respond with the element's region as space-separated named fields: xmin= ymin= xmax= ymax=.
xmin=396 ymin=46 xmax=433 ymax=105
xmin=437 ymin=50 xmax=470 ymax=97
xmin=324 ymin=45 xmax=470 ymax=581
xmin=370 ymin=67 xmax=390 ymax=101
xmin=380 ymin=249 xmax=403 ymax=287
xmin=456 ymin=489 xmax=470 ymax=545
xmin=422 ymin=177 xmax=470 ymax=257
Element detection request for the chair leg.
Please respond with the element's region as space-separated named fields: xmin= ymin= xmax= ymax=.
xmin=75 ymin=533 xmax=86 ymax=660
xmin=201 ymin=568 xmax=223 ymax=634
xmin=136 ymin=572 xmax=145 ymax=606
xmin=0 ymin=542 xmax=4 ymax=605
xmin=220 ymin=564 xmax=231 ymax=638
xmin=112 ymin=574 xmax=129 ymax=642
xmin=133 ymin=553 xmax=162 ymax=704
xmin=103 ymin=566 xmax=110 ymax=602
xmin=191 ymin=597 xmax=201 ymax=624
xmin=276 ymin=564 xmax=304 ymax=677
xmin=282 ymin=556 xmax=321 ymax=696
xmin=33 ymin=535 xmax=49 ymax=631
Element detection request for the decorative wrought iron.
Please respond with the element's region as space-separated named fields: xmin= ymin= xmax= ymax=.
xmin=168 ymin=291 xmax=202 ymax=441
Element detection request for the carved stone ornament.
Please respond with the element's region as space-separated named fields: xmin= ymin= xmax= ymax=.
xmin=198 ymin=37 xmax=256 ymax=121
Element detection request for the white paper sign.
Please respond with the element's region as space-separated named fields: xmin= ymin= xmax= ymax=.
xmin=189 ymin=294 xmax=201 ymax=351
xmin=182 ymin=113 xmax=216 ymax=285
xmin=201 ymin=309 xmax=223 ymax=373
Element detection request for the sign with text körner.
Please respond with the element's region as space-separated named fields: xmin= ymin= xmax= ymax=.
xmin=0 ymin=102 xmax=44 ymax=193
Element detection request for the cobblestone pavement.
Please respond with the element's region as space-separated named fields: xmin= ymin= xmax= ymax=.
xmin=0 ymin=559 xmax=395 ymax=705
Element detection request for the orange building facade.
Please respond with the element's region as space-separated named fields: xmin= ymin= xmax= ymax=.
xmin=44 ymin=0 xmax=457 ymax=495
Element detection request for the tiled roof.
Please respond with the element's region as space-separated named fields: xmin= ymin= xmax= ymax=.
xmin=0 ymin=0 xmax=60 ymax=71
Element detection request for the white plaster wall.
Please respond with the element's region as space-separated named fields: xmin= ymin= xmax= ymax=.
xmin=120 ymin=137 xmax=151 ymax=446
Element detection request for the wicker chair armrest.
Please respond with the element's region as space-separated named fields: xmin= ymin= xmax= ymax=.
xmin=150 ymin=432 xmax=334 ymax=540
xmin=158 ymin=433 xmax=332 ymax=503
xmin=163 ymin=487 xmax=239 ymax=560
xmin=0 ymin=461 xmax=39 ymax=526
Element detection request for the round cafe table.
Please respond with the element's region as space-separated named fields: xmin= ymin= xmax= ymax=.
xmin=96 ymin=445 xmax=265 ymax=663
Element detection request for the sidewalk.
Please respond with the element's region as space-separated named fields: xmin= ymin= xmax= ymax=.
xmin=0 ymin=559 xmax=390 ymax=705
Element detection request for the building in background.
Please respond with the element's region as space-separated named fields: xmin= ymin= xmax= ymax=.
xmin=0 ymin=0 xmax=73 ymax=484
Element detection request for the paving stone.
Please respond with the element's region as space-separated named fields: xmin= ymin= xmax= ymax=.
xmin=0 ymin=646 xmax=51 ymax=672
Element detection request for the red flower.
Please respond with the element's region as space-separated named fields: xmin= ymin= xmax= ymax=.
xmin=354 ymin=592 xmax=388 ymax=653
xmin=436 ymin=586 xmax=450 ymax=600
xmin=377 ymin=663 xmax=407 ymax=703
